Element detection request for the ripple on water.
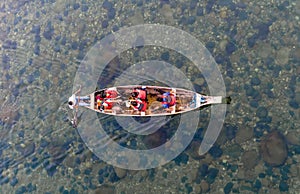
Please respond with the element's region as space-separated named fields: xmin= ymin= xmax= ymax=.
xmin=2 ymin=40 xmax=17 ymax=50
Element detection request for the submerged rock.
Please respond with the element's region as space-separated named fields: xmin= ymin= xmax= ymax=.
xmin=235 ymin=127 xmax=253 ymax=144
xmin=223 ymin=144 xmax=243 ymax=159
xmin=241 ymin=150 xmax=259 ymax=170
xmin=285 ymin=131 xmax=300 ymax=145
xmin=94 ymin=184 xmax=115 ymax=194
xmin=224 ymin=182 xmax=234 ymax=194
xmin=256 ymin=107 xmax=268 ymax=118
xmin=279 ymin=180 xmax=289 ymax=192
xmin=208 ymin=145 xmax=223 ymax=158
xmin=260 ymin=131 xmax=288 ymax=167
xmin=200 ymin=180 xmax=210 ymax=193
xmin=225 ymin=124 xmax=238 ymax=140
xmin=113 ymin=167 xmax=127 ymax=179
xmin=143 ymin=130 xmax=167 ymax=149
xmin=45 ymin=162 xmax=57 ymax=177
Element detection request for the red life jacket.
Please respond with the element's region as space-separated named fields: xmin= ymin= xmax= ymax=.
xmin=103 ymin=100 xmax=113 ymax=109
xmin=106 ymin=90 xmax=118 ymax=98
xmin=169 ymin=95 xmax=176 ymax=106
xmin=132 ymin=100 xmax=147 ymax=111
xmin=96 ymin=95 xmax=104 ymax=101
xmin=134 ymin=89 xmax=146 ymax=100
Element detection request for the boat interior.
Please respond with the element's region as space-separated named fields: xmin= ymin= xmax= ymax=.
xmin=90 ymin=86 xmax=198 ymax=116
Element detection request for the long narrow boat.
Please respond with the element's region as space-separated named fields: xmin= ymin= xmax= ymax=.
xmin=68 ymin=85 xmax=230 ymax=118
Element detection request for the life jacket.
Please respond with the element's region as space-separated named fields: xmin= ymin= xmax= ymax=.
xmin=97 ymin=99 xmax=102 ymax=107
xmin=96 ymin=95 xmax=103 ymax=101
xmin=106 ymin=90 xmax=118 ymax=98
xmin=103 ymin=99 xmax=113 ymax=109
xmin=133 ymin=89 xmax=146 ymax=100
xmin=162 ymin=92 xmax=176 ymax=107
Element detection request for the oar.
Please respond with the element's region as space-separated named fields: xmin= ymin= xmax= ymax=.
xmin=70 ymin=110 xmax=77 ymax=128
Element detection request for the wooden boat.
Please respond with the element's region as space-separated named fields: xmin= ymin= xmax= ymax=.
xmin=69 ymin=85 xmax=231 ymax=118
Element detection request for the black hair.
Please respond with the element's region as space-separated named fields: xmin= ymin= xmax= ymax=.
xmin=100 ymin=91 xmax=106 ymax=98
xmin=156 ymin=97 xmax=163 ymax=102
xmin=99 ymin=105 xmax=104 ymax=111
xmin=131 ymin=92 xmax=138 ymax=97
xmin=131 ymin=101 xmax=138 ymax=106
xmin=68 ymin=101 xmax=73 ymax=105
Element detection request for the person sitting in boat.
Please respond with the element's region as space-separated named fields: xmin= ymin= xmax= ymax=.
xmin=131 ymin=99 xmax=147 ymax=113
xmin=95 ymin=89 xmax=118 ymax=110
xmin=160 ymin=92 xmax=176 ymax=108
xmin=131 ymin=86 xmax=147 ymax=101
xmin=106 ymin=89 xmax=118 ymax=99
xmin=96 ymin=91 xmax=107 ymax=101
xmin=98 ymin=98 xmax=114 ymax=112
xmin=68 ymin=87 xmax=90 ymax=110
xmin=96 ymin=97 xmax=103 ymax=110
xmin=103 ymin=99 xmax=114 ymax=110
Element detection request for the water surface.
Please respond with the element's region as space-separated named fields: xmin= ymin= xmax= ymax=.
xmin=0 ymin=0 xmax=299 ymax=193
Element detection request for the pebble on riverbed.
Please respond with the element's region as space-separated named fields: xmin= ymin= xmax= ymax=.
xmin=285 ymin=131 xmax=300 ymax=145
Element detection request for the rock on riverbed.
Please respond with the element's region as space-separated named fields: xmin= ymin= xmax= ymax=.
xmin=260 ymin=131 xmax=288 ymax=167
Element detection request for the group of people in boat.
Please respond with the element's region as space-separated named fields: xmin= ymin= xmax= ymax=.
xmin=128 ymin=87 xmax=177 ymax=114
xmin=129 ymin=86 xmax=148 ymax=113
xmin=95 ymin=89 xmax=118 ymax=112
xmin=68 ymin=86 xmax=178 ymax=115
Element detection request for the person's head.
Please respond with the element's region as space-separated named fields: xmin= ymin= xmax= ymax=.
xmin=131 ymin=101 xmax=138 ymax=106
xmin=68 ymin=101 xmax=73 ymax=106
xmin=99 ymin=105 xmax=104 ymax=111
xmin=156 ymin=97 xmax=163 ymax=102
xmin=131 ymin=92 xmax=138 ymax=97
xmin=100 ymin=91 xmax=106 ymax=98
